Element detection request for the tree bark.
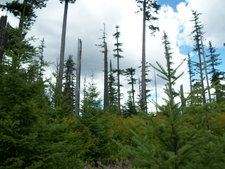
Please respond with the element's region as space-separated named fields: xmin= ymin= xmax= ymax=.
xmin=75 ymin=39 xmax=82 ymax=115
xmin=104 ymin=41 xmax=109 ymax=109
xmin=58 ymin=0 xmax=69 ymax=91
xmin=141 ymin=0 xmax=147 ymax=112
xmin=201 ymin=37 xmax=211 ymax=102
xmin=131 ymin=73 xmax=135 ymax=105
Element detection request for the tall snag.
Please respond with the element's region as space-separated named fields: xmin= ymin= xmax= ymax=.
xmin=135 ymin=0 xmax=160 ymax=112
xmin=58 ymin=0 xmax=76 ymax=92
xmin=96 ymin=24 xmax=108 ymax=109
xmin=75 ymin=39 xmax=82 ymax=115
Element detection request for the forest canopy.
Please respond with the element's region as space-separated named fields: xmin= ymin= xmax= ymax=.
xmin=0 ymin=0 xmax=225 ymax=168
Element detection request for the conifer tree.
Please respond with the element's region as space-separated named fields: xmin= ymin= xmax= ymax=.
xmin=0 ymin=24 xmax=48 ymax=169
xmin=113 ymin=25 xmax=123 ymax=112
xmin=0 ymin=0 xmax=48 ymax=31
xmin=191 ymin=10 xmax=206 ymax=104
xmin=0 ymin=16 xmax=9 ymax=63
xmin=135 ymin=0 xmax=160 ymax=112
xmin=207 ymin=41 xmax=225 ymax=103
xmin=38 ymin=38 xmax=45 ymax=80
xmin=124 ymin=67 xmax=136 ymax=105
xmin=187 ymin=53 xmax=194 ymax=93
xmin=127 ymin=32 xmax=202 ymax=169
xmin=81 ymin=74 xmax=101 ymax=115
xmin=108 ymin=60 xmax=117 ymax=107
xmin=63 ymin=55 xmax=76 ymax=115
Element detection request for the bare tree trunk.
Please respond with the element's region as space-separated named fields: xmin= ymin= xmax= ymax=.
xmin=75 ymin=39 xmax=82 ymax=115
xmin=201 ymin=37 xmax=211 ymax=102
xmin=187 ymin=53 xmax=193 ymax=93
xmin=131 ymin=73 xmax=135 ymax=105
xmin=104 ymin=41 xmax=109 ymax=108
xmin=58 ymin=0 xmax=69 ymax=91
xmin=197 ymin=41 xmax=206 ymax=104
xmin=180 ymin=84 xmax=186 ymax=108
xmin=141 ymin=0 xmax=147 ymax=112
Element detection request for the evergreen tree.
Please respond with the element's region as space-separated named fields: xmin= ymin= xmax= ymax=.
xmin=81 ymin=75 xmax=101 ymax=115
xmin=191 ymin=10 xmax=206 ymax=104
xmin=135 ymin=0 xmax=160 ymax=113
xmin=0 ymin=15 xmax=9 ymax=63
xmin=207 ymin=41 xmax=225 ymax=103
xmin=0 ymin=26 xmax=49 ymax=169
xmin=0 ymin=0 xmax=48 ymax=31
xmin=108 ymin=60 xmax=118 ymax=109
xmin=113 ymin=25 xmax=123 ymax=112
xmin=187 ymin=53 xmax=194 ymax=93
xmin=63 ymin=55 xmax=76 ymax=115
xmin=124 ymin=67 xmax=136 ymax=105
xmin=126 ymin=32 xmax=206 ymax=169
xmin=38 ymin=38 xmax=45 ymax=80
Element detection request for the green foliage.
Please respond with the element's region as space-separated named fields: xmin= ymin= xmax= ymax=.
xmin=1 ymin=2 xmax=225 ymax=169
xmin=136 ymin=0 xmax=160 ymax=34
xmin=63 ymin=55 xmax=76 ymax=115
xmin=0 ymin=0 xmax=48 ymax=30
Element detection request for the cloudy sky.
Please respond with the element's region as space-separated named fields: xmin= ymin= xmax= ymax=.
xmin=2 ymin=0 xmax=225 ymax=111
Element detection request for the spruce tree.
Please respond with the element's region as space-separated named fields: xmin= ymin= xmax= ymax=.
xmin=191 ymin=10 xmax=206 ymax=104
xmin=108 ymin=60 xmax=117 ymax=109
xmin=207 ymin=41 xmax=225 ymax=103
xmin=126 ymin=32 xmax=206 ymax=169
xmin=113 ymin=25 xmax=123 ymax=112
xmin=0 ymin=26 xmax=48 ymax=169
xmin=0 ymin=0 xmax=48 ymax=31
xmin=81 ymin=74 xmax=101 ymax=115
xmin=124 ymin=67 xmax=136 ymax=105
xmin=63 ymin=55 xmax=76 ymax=115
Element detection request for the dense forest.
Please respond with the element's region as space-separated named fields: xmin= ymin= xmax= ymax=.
xmin=0 ymin=0 xmax=225 ymax=168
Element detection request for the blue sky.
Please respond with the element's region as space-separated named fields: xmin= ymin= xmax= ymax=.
xmin=158 ymin=0 xmax=184 ymax=10
xmin=158 ymin=0 xmax=225 ymax=73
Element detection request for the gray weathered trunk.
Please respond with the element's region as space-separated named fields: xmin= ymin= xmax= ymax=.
xmin=58 ymin=0 xmax=69 ymax=91
xmin=141 ymin=0 xmax=147 ymax=112
xmin=104 ymin=41 xmax=109 ymax=108
xmin=201 ymin=37 xmax=211 ymax=102
xmin=75 ymin=39 xmax=82 ymax=115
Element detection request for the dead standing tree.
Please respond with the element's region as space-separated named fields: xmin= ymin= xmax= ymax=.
xmin=75 ymin=39 xmax=82 ymax=115
xmin=58 ymin=0 xmax=76 ymax=92
xmin=135 ymin=0 xmax=160 ymax=112
xmin=96 ymin=24 xmax=109 ymax=109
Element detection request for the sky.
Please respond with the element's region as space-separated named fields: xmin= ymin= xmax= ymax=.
xmin=1 ymin=0 xmax=225 ymax=112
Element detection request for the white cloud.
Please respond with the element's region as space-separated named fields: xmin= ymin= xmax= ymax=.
xmin=2 ymin=0 xmax=225 ymax=112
